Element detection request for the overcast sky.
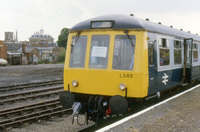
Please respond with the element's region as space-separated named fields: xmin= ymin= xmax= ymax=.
xmin=1 ymin=0 xmax=200 ymax=41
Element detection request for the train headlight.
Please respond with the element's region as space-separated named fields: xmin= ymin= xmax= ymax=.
xmin=119 ymin=83 xmax=126 ymax=91
xmin=72 ymin=80 xmax=78 ymax=87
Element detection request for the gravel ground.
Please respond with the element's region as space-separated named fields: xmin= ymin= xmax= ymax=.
xmin=7 ymin=114 xmax=93 ymax=132
xmin=107 ymin=87 xmax=200 ymax=132
xmin=0 ymin=64 xmax=64 ymax=86
xmin=0 ymin=64 xmax=94 ymax=132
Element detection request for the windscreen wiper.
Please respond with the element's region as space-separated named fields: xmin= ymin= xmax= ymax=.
xmin=124 ymin=31 xmax=134 ymax=48
xmin=124 ymin=31 xmax=135 ymax=70
xmin=71 ymin=32 xmax=80 ymax=53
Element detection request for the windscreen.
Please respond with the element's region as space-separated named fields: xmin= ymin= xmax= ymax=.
xmin=89 ymin=35 xmax=110 ymax=69
xmin=112 ymin=35 xmax=136 ymax=70
xmin=69 ymin=36 xmax=87 ymax=68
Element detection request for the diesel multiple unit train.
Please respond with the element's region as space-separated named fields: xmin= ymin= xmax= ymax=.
xmin=59 ymin=14 xmax=200 ymax=124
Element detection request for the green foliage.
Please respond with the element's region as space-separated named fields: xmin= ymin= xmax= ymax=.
xmin=58 ymin=49 xmax=66 ymax=63
xmin=38 ymin=59 xmax=51 ymax=64
xmin=57 ymin=28 xmax=70 ymax=48
xmin=38 ymin=61 xmax=45 ymax=64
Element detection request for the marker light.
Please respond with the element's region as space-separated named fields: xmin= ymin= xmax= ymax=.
xmin=72 ymin=80 xmax=78 ymax=87
xmin=119 ymin=84 xmax=126 ymax=91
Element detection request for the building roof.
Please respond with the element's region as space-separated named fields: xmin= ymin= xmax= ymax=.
xmin=29 ymin=29 xmax=54 ymax=40
xmin=18 ymin=45 xmax=39 ymax=53
xmin=70 ymin=14 xmax=200 ymax=41
xmin=36 ymin=47 xmax=54 ymax=51
xmin=6 ymin=44 xmax=22 ymax=52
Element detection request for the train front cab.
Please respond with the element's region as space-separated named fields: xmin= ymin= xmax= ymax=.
xmin=59 ymin=29 xmax=149 ymax=117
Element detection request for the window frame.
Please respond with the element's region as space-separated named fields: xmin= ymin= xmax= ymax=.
xmin=148 ymin=41 xmax=154 ymax=66
xmin=89 ymin=35 xmax=110 ymax=69
xmin=193 ymin=43 xmax=198 ymax=63
xmin=157 ymin=36 xmax=184 ymax=72
xmin=112 ymin=34 xmax=136 ymax=71
xmin=69 ymin=35 xmax=88 ymax=68
xmin=159 ymin=38 xmax=170 ymax=67
xmin=174 ymin=40 xmax=183 ymax=65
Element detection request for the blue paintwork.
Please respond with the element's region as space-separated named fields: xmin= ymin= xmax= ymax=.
xmin=148 ymin=65 xmax=200 ymax=95
xmin=148 ymin=65 xmax=156 ymax=95
xmin=148 ymin=68 xmax=183 ymax=95
xmin=192 ymin=65 xmax=200 ymax=80
xmin=156 ymin=69 xmax=182 ymax=91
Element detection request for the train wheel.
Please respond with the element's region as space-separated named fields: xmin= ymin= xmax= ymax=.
xmin=109 ymin=95 xmax=128 ymax=115
xmin=59 ymin=91 xmax=74 ymax=109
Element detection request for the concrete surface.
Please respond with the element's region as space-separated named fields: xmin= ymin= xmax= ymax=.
xmin=106 ymin=86 xmax=200 ymax=132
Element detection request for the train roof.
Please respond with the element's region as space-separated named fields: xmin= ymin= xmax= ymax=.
xmin=70 ymin=14 xmax=200 ymax=41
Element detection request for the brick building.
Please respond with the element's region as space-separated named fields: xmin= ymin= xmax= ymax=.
xmin=20 ymin=44 xmax=39 ymax=64
xmin=0 ymin=40 xmax=7 ymax=60
xmin=29 ymin=29 xmax=57 ymax=47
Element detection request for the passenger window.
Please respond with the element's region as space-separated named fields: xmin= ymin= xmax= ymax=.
xmin=89 ymin=35 xmax=110 ymax=69
xmin=174 ymin=40 xmax=182 ymax=65
xmin=193 ymin=43 xmax=198 ymax=63
xmin=112 ymin=35 xmax=136 ymax=70
xmin=159 ymin=38 xmax=170 ymax=66
xmin=148 ymin=41 xmax=154 ymax=65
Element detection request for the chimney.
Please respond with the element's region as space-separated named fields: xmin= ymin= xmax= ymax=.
xmin=22 ymin=43 xmax=26 ymax=53
xmin=15 ymin=30 xmax=18 ymax=43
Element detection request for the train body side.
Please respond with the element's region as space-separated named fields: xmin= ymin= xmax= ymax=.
xmin=147 ymin=32 xmax=200 ymax=95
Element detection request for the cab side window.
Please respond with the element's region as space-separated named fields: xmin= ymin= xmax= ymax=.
xmin=148 ymin=41 xmax=154 ymax=65
xmin=159 ymin=38 xmax=170 ymax=66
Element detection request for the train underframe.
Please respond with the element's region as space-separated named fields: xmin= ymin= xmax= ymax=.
xmin=59 ymin=79 xmax=200 ymax=126
xmin=59 ymin=91 xmax=137 ymax=125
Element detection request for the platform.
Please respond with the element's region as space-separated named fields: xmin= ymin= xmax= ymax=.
xmin=97 ymin=86 xmax=200 ymax=132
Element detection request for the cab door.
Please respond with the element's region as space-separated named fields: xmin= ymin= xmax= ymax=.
xmin=183 ymin=38 xmax=193 ymax=84
xmin=148 ymin=41 xmax=157 ymax=95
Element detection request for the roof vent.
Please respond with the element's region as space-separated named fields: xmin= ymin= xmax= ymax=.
xmin=180 ymin=29 xmax=183 ymax=31
xmin=170 ymin=26 xmax=173 ymax=28
xmin=146 ymin=18 xmax=149 ymax=21
xmin=130 ymin=14 xmax=134 ymax=16
xmin=158 ymin=22 xmax=161 ymax=24
xmin=196 ymin=33 xmax=198 ymax=35
xmin=188 ymin=31 xmax=190 ymax=33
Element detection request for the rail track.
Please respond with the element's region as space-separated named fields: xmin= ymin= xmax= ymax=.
xmin=0 ymin=86 xmax=63 ymax=105
xmin=0 ymin=79 xmax=71 ymax=131
xmin=0 ymin=79 xmax=63 ymax=92
xmin=0 ymin=99 xmax=72 ymax=131
xmin=0 ymin=79 xmax=64 ymax=105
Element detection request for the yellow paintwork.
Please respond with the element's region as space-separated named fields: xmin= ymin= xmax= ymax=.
xmin=64 ymin=29 xmax=149 ymax=98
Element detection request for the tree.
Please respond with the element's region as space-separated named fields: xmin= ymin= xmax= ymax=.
xmin=58 ymin=49 xmax=66 ymax=63
xmin=57 ymin=28 xmax=70 ymax=48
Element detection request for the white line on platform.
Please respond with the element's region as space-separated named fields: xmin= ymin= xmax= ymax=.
xmin=96 ymin=84 xmax=200 ymax=132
